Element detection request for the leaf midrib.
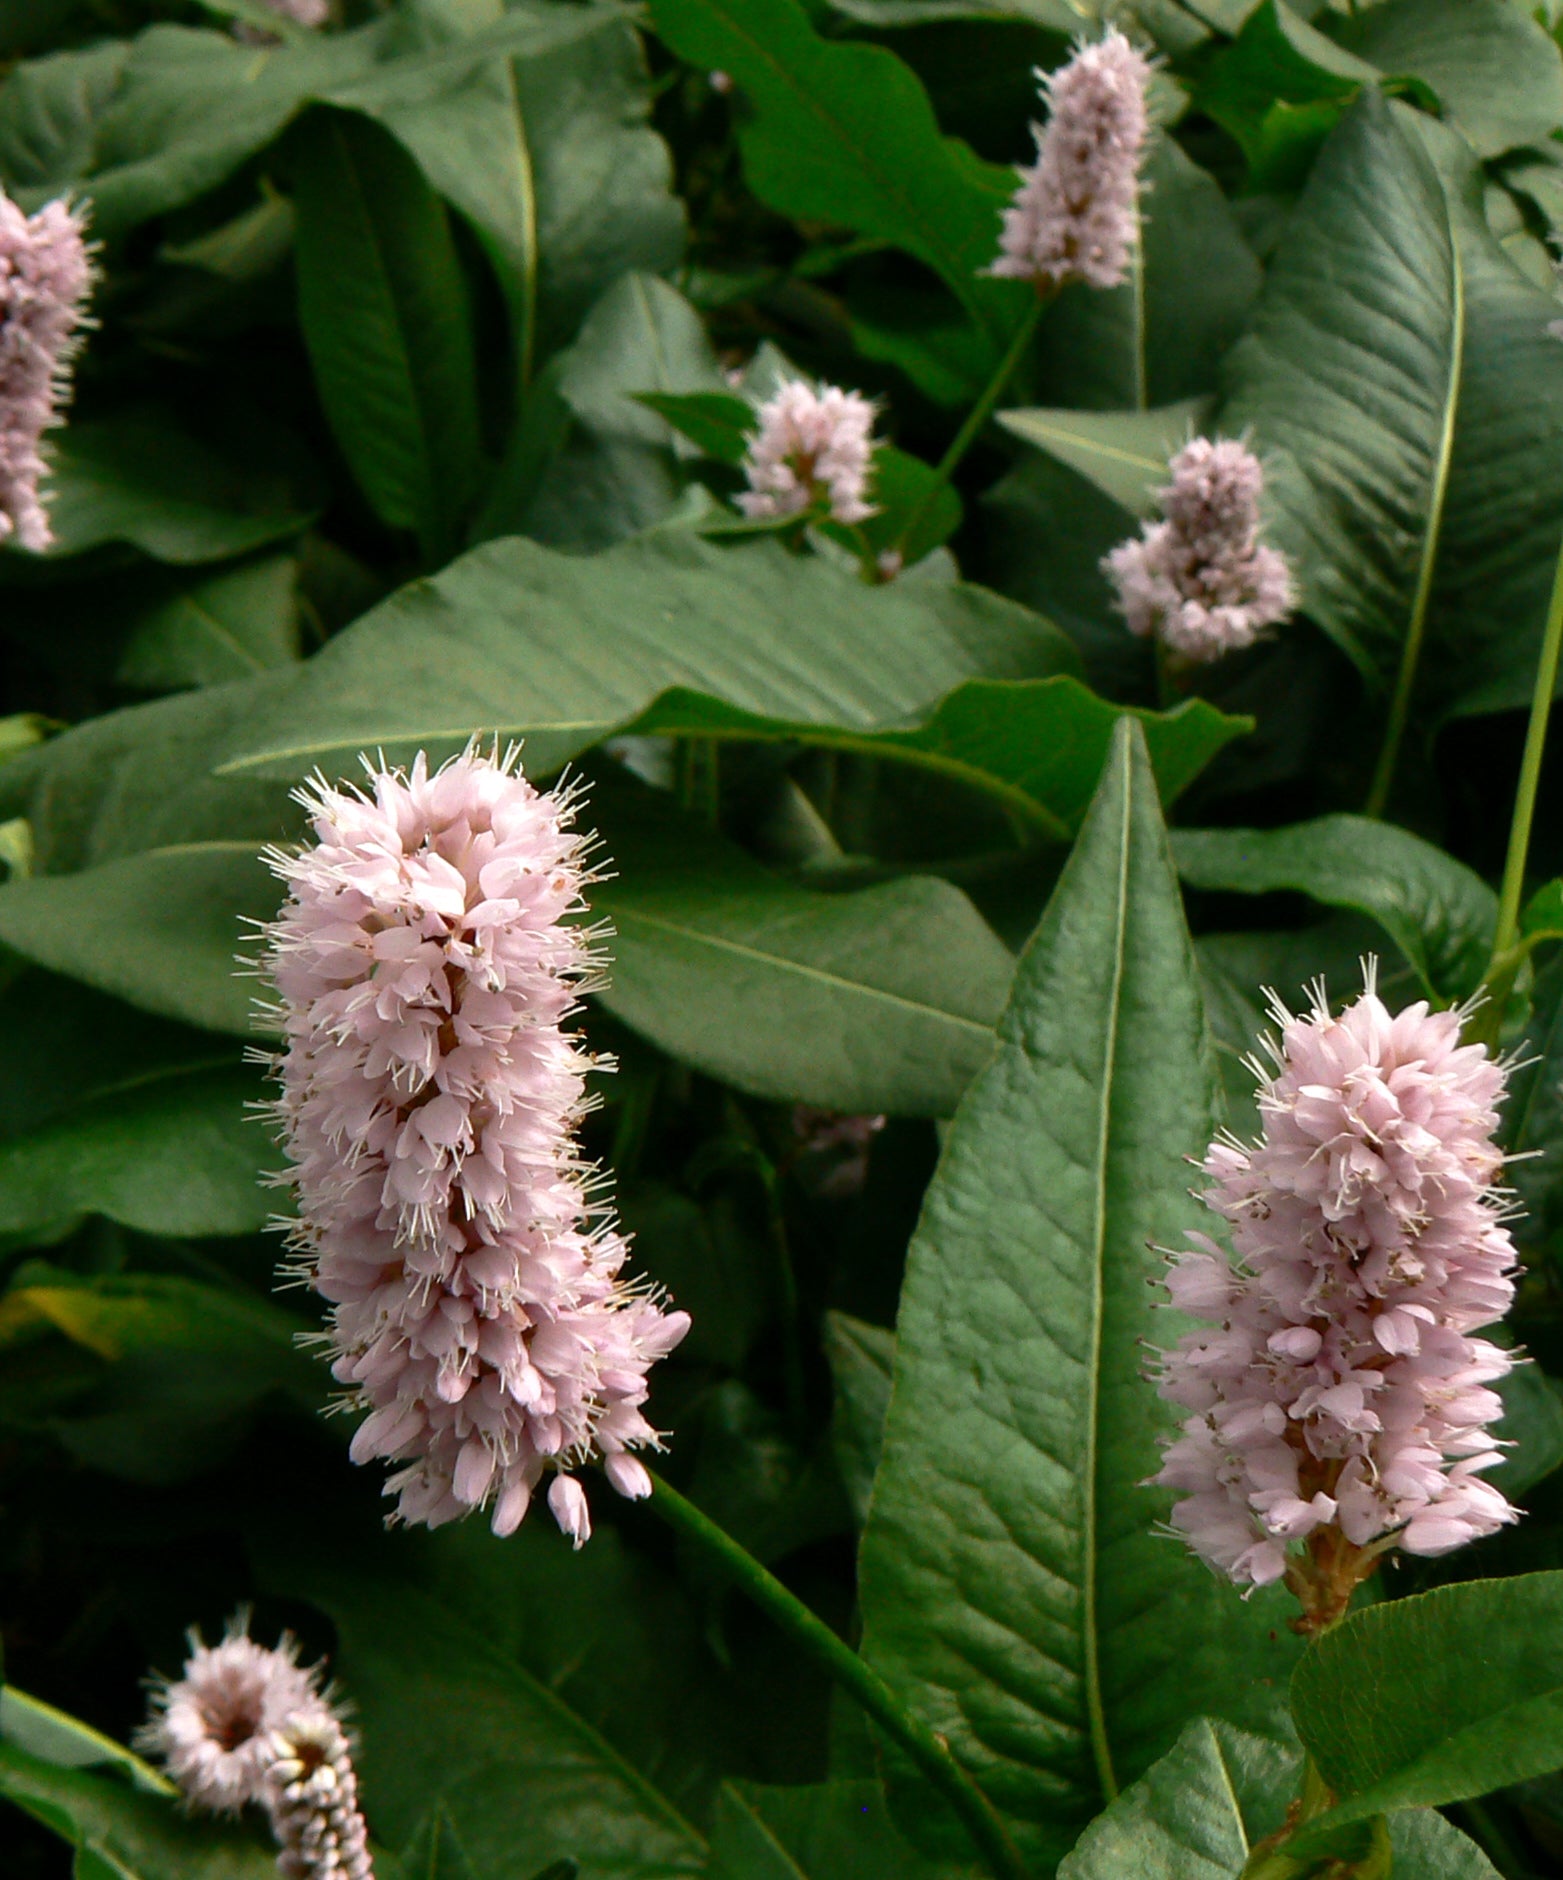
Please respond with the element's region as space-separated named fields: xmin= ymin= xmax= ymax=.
xmin=1080 ymin=751 xmax=1132 ymax=1807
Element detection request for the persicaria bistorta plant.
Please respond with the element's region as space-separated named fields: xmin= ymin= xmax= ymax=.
xmin=989 ymin=28 xmax=1154 ymax=292
xmin=1151 ymin=969 xmax=1519 ymax=1634
xmin=738 ymin=377 xmax=881 ymax=526
xmin=0 ymin=186 xmax=92 ymax=553
xmin=257 ymin=746 xmax=689 ymax=1547
xmin=1104 ymin=436 xmax=1295 ymax=663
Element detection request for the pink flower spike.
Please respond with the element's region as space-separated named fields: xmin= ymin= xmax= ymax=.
xmin=258 ymin=745 xmax=689 ymax=1543
xmin=1149 ymin=967 xmax=1520 ymax=1633
xmin=989 ymin=30 xmax=1153 ymax=292
xmin=135 ymin=1617 xmax=324 ymax=1815
xmin=1103 ymin=436 xmax=1294 ymax=663
xmin=265 ymin=1710 xmax=374 ymax=1880
xmin=0 ymin=189 xmax=93 ymax=554
xmin=738 ymin=379 xmax=880 ymax=526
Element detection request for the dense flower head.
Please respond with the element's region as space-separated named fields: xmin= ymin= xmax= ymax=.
xmin=737 ymin=379 xmax=879 ymax=526
xmin=258 ymin=746 xmax=689 ymax=1546
xmin=267 ymin=1711 xmax=374 ymax=1880
xmin=1151 ymin=972 xmax=1519 ymax=1621
xmin=1103 ymin=436 xmax=1294 ymax=662
xmin=135 ymin=1618 xmax=324 ymax=1815
xmin=0 ymin=189 xmax=93 ymax=554
xmin=989 ymin=29 xmax=1152 ymax=291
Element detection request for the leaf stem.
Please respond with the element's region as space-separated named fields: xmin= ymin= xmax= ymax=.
xmin=642 ymin=1470 xmax=1032 ymax=1880
xmin=895 ymin=295 xmax=1047 ymax=557
xmin=1492 ymin=521 xmax=1563 ymax=968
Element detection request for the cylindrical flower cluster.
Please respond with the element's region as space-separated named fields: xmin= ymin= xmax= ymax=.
xmin=1103 ymin=436 xmax=1294 ymax=663
xmin=988 ymin=29 xmax=1152 ymax=292
xmin=737 ymin=379 xmax=879 ymax=526
xmin=0 ymin=188 xmax=93 ymax=553
xmin=139 ymin=1618 xmax=373 ymax=1880
xmin=259 ymin=747 xmax=689 ymax=1546
xmin=1151 ymin=974 xmax=1519 ymax=1630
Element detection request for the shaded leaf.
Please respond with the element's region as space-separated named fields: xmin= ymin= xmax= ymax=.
xmin=859 ymin=723 xmax=1298 ymax=1871
xmin=707 ymin=1778 xmax=969 ymax=1880
xmin=822 ymin=1312 xmax=894 ymax=1526
xmin=399 ymin=1806 xmax=479 ymax=1880
xmin=1170 ymin=814 xmax=1498 ymax=1001
xmin=1510 ymin=950 xmax=1563 ymax=1264
xmin=997 ymin=400 xmax=1213 ymax=517
xmin=117 ymin=554 xmax=300 ymax=691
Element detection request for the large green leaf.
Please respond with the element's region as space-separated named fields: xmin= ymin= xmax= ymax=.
xmin=822 ymin=1311 xmax=894 ymax=1527
xmin=288 ymin=107 xmax=483 ymax=563
xmin=117 ymin=554 xmax=300 ymax=691
xmin=1221 ymin=91 xmax=1563 ymax=725
xmin=255 ymin=1568 xmax=707 ymax=1880
xmin=1333 ymin=0 xmax=1563 ymax=160
xmin=858 ymin=722 xmax=1298 ymax=1871
xmin=646 ymin=0 xmax=1023 ymax=355
xmin=707 ymin=1779 xmax=966 ymax=1880
xmin=0 ymin=841 xmax=281 ymax=1035
xmin=1055 ymin=1716 xmax=1500 ymax=1880
xmin=592 ymin=773 xmax=1012 ymax=1115
xmin=0 ymin=1738 xmax=275 ymax=1880
xmin=1170 ymin=814 xmax=1498 ymax=1001
xmin=1288 ymin=1572 xmax=1563 ymax=1855
xmin=208 ymin=531 xmax=1079 ymax=783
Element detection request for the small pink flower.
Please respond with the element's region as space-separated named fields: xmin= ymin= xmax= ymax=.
xmin=989 ymin=30 xmax=1153 ymax=292
xmin=1150 ymin=969 xmax=1519 ymax=1628
xmin=1104 ymin=436 xmax=1294 ymax=662
xmin=258 ymin=746 xmax=689 ymax=1545
xmin=738 ymin=379 xmax=879 ymax=526
xmin=0 ymin=190 xmax=93 ymax=554
xmin=136 ymin=1618 xmax=322 ymax=1815
xmin=266 ymin=1710 xmax=374 ymax=1880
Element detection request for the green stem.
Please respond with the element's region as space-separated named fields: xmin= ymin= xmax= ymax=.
xmin=1493 ymin=523 xmax=1563 ymax=966
xmin=643 ymin=1471 xmax=1031 ymax=1880
xmin=896 ymin=295 xmax=1047 ymax=557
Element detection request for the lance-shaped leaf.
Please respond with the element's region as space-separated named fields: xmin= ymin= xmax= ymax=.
xmin=1221 ymin=91 xmax=1563 ymax=725
xmin=997 ymin=400 xmax=1214 ymax=518
xmin=858 ymin=721 xmax=1298 ymax=1871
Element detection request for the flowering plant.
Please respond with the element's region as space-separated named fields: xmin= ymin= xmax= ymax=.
xmin=2 ymin=5 xmax=1563 ymax=1880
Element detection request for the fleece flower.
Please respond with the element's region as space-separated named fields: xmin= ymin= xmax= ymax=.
xmin=737 ymin=378 xmax=879 ymax=526
xmin=259 ymin=746 xmax=689 ymax=1546
xmin=266 ymin=1710 xmax=374 ymax=1880
xmin=1151 ymin=972 xmax=1519 ymax=1630
xmin=0 ymin=188 xmax=92 ymax=553
xmin=1104 ymin=436 xmax=1294 ymax=662
xmin=989 ymin=30 xmax=1153 ymax=291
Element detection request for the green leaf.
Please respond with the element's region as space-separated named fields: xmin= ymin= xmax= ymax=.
xmin=1491 ymin=1361 xmax=1563 ymax=1501
xmin=822 ymin=1312 xmax=894 ymax=1527
xmin=289 ymin=107 xmax=483 ymax=562
xmin=591 ymin=771 xmax=1013 ymax=1116
xmin=400 ymin=1806 xmax=480 ymax=1880
xmin=1221 ymin=92 xmax=1563 ymax=725
xmin=0 ymin=1738 xmax=276 ymax=1880
xmin=0 ymin=1061 xmax=272 ymax=1239
xmin=1289 ymin=1571 xmax=1563 ymax=1854
xmin=209 ymin=531 xmax=1080 ymax=784
xmin=499 ymin=273 xmax=723 ymax=552
xmin=117 ymin=554 xmax=300 ymax=691
xmin=858 ymin=722 xmax=1299 ymax=1871
xmin=258 ymin=1568 xmax=707 ymax=1880
xmin=646 ymin=0 xmax=1024 ymax=356
xmin=1523 ymin=880 xmax=1563 ymax=945
xmin=0 ymin=840 xmax=280 ymax=1035
xmin=1170 ymin=815 xmax=1498 ymax=1001
xmin=1195 ymin=1 xmax=1373 ymax=190
xmin=30 ymin=408 xmax=315 ymax=566
xmin=1333 ymin=0 xmax=1563 ymax=160
xmin=1 ymin=1690 xmax=170 ymax=1793
xmin=0 ymin=1270 xmax=320 ymax=1482
xmin=997 ymin=400 xmax=1213 ymax=517
xmin=708 ymin=1779 xmax=965 ymax=1880
xmin=1055 ymin=1716 xmax=1501 ymax=1880
xmin=635 ymin=390 xmax=753 ymax=466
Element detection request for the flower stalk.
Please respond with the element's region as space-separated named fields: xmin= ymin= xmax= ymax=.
xmin=642 ymin=1469 xmax=1031 ymax=1880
